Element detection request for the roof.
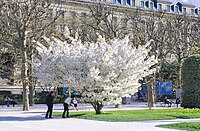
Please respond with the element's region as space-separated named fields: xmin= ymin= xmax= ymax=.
xmin=171 ymin=0 xmax=200 ymax=8
xmin=177 ymin=2 xmax=196 ymax=8
xmin=155 ymin=0 xmax=172 ymax=4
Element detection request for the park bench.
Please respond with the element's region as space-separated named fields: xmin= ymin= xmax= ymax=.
xmin=159 ymin=99 xmax=176 ymax=107
xmin=1 ymin=100 xmax=19 ymax=107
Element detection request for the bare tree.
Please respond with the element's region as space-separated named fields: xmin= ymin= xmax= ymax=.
xmin=64 ymin=3 xmax=136 ymax=42
xmin=163 ymin=15 xmax=199 ymax=92
xmin=0 ymin=0 xmax=59 ymax=110
xmin=129 ymin=9 xmax=199 ymax=104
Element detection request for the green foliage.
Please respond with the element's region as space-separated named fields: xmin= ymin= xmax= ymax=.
xmin=181 ymin=55 xmax=200 ymax=108
xmin=159 ymin=62 xmax=178 ymax=82
xmin=11 ymin=94 xmax=22 ymax=104
xmin=0 ymin=95 xmax=4 ymax=104
xmin=54 ymin=108 xmax=200 ymax=122
xmin=0 ymin=52 xmax=16 ymax=82
xmin=158 ymin=122 xmax=200 ymax=131
xmin=53 ymin=95 xmax=66 ymax=104
xmin=34 ymin=92 xmax=66 ymax=104
xmin=34 ymin=91 xmax=49 ymax=104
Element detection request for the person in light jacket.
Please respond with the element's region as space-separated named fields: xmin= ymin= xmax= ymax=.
xmin=62 ymin=96 xmax=72 ymax=118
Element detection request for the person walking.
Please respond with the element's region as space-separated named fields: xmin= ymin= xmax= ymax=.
xmin=4 ymin=96 xmax=10 ymax=107
xmin=176 ymin=97 xmax=181 ymax=108
xmin=62 ymin=96 xmax=71 ymax=118
xmin=45 ymin=91 xmax=54 ymax=119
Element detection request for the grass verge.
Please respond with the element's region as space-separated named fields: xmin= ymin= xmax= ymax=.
xmin=53 ymin=108 xmax=200 ymax=122
xmin=158 ymin=122 xmax=200 ymax=131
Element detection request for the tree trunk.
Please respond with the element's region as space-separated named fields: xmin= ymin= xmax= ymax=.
xmin=21 ymin=49 xmax=29 ymax=111
xmin=91 ymin=101 xmax=103 ymax=114
xmin=29 ymin=83 xmax=34 ymax=106
xmin=177 ymin=58 xmax=182 ymax=99
xmin=115 ymin=104 xmax=122 ymax=108
xmin=21 ymin=34 xmax=29 ymax=111
xmin=148 ymin=77 xmax=155 ymax=109
xmin=177 ymin=59 xmax=181 ymax=88
xmin=176 ymin=48 xmax=182 ymax=87
xmin=28 ymin=49 xmax=34 ymax=106
xmin=68 ymin=87 xmax=71 ymax=97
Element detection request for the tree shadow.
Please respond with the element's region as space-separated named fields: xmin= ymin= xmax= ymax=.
xmin=167 ymin=115 xmax=191 ymax=119
xmin=101 ymin=112 xmax=111 ymax=115
xmin=22 ymin=112 xmax=45 ymax=114
xmin=70 ymin=113 xmax=85 ymax=117
xmin=0 ymin=116 xmax=48 ymax=121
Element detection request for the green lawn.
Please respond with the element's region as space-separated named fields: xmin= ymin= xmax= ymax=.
xmin=158 ymin=122 xmax=200 ymax=131
xmin=54 ymin=108 xmax=200 ymax=122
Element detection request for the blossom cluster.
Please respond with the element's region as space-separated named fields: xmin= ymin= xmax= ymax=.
xmin=33 ymin=34 xmax=157 ymax=105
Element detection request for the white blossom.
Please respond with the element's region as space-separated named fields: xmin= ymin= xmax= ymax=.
xmin=32 ymin=34 xmax=157 ymax=105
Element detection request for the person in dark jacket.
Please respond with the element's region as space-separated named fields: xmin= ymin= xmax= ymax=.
xmin=176 ymin=97 xmax=181 ymax=108
xmin=45 ymin=91 xmax=54 ymax=118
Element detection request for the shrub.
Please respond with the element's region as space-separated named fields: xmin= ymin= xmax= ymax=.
xmin=11 ymin=94 xmax=23 ymax=104
xmin=34 ymin=92 xmax=67 ymax=104
xmin=0 ymin=95 xmax=4 ymax=104
xmin=181 ymin=55 xmax=200 ymax=108
xmin=34 ymin=91 xmax=49 ymax=104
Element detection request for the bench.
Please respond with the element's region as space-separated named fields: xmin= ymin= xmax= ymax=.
xmin=159 ymin=99 xmax=176 ymax=107
xmin=1 ymin=100 xmax=19 ymax=107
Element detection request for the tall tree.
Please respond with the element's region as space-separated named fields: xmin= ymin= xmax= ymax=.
xmin=0 ymin=0 xmax=58 ymax=110
xmin=164 ymin=15 xmax=199 ymax=92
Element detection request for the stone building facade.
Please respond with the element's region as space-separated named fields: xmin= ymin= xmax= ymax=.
xmin=59 ymin=0 xmax=199 ymax=16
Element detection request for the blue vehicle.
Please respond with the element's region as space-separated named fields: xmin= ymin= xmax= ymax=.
xmin=138 ymin=81 xmax=173 ymax=100
xmin=63 ymin=87 xmax=76 ymax=96
xmin=155 ymin=81 xmax=173 ymax=95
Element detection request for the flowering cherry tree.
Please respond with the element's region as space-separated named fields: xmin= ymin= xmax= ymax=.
xmin=33 ymin=33 xmax=157 ymax=114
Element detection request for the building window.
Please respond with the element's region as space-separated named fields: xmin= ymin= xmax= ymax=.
xmin=127 ymin=0 xmax=135 ymax=6
xmin=190 ymin=9 xmax=194 ymax=15
xmin=149 ymin=2 xmax=153 ymax=10
xmin=131 ymin=0 xmax=135 ymax=6
xmin=140 ymin=1 xmax=144 ymax=8
xmin=121 ymin=0 xmax=126 ymax=5
xmin=166 ymin=5 xmax=170 ymax=12
xmin=175 ymin=6 xmax=178 ymax=13
xmin=182 ymin=8 xmax=186 ymax=14
xmin=195 ymin=9 xmax=200 ymax=15
xmin=112 ymin=0 xmax=116 ymax=4
xmin=158 ymin=4 xmax=162 ymax=11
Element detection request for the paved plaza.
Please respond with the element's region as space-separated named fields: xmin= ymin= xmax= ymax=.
xmin=0 ymin=103 xmax=200 ymax=131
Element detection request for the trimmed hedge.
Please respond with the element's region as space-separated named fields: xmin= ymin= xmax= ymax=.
xmin=181 ymin=55 xmax=200 ymax=108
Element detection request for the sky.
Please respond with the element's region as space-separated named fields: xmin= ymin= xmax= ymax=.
xmin=171 ymin=0 xmax=200 ymax=7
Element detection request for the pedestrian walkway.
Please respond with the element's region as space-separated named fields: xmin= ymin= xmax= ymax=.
xmin=0 ymin=103 xmax=199 ymax=131
xmin=0 ymin=102 xmax=178 ymax=112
